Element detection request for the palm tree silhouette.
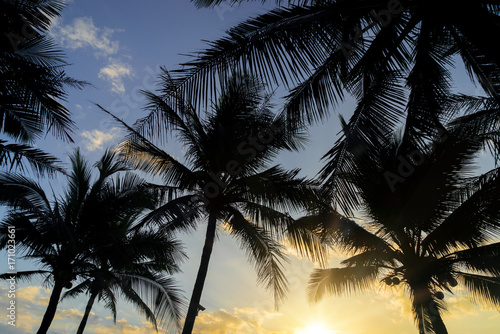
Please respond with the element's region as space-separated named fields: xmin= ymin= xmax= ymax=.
xmin=0 ymin=0 xmax=86 ymax=174
xmin=64 ymin=221 xmax=186 ymax=334
xmin=0 ymin=149 xmax=185 ymax=334
xmin=105 ymin=74 xmax=327 ymax=333
xmin=305 ymin=104 xmax=500 ymax=334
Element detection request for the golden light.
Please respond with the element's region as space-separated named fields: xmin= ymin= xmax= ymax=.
xmin=294 ymin=322 xmax=338 ymax=334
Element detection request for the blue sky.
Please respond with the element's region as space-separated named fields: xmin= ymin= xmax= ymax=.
xmin=1 ymin=1 xmax=499 ymax=333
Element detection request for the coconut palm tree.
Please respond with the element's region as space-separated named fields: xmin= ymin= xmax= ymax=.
xmin=63 ymin=219 xmax=186 ymax=334
xmin=0 ymin=149 xmax=185 ymax=334
xmin=304 ymin=100 xmax=500 ymax=334
xmin=0 ymin=0 xmax=86 ymax=174
xmin=103 ymin=74 xmax=328 ymax=334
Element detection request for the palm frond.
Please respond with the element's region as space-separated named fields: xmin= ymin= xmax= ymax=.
xmin=0 ymin=270 xmax=50 ymax=282
xmin=307 ymin=266 xmax=380 ymax=302
xmin=61 ymin=278 xmax=93 ymax=300
xmin=459 ymin=272 xmax=500 ymax=310
xmin=0 ymin=139 xmax=65 ymax=175
xmin=283 ymin=215 xmax=329 ymax=266
xmin=449 ymin=242 xmax=500 ymax=277
xmin=226 ymin=209 xmax=290 ymax=309
xmin=119 ymin=272 xmax=186 ymax=329
xmin=234 ymin=165 xmax=318 ymax=213
xmin=169 ymin=4 xmax=339 ymax=110
xmin=423 ymin=168 xmax=500 ymax=255
xmin=297 ymin=211 xmax=393 ymax=254
xmin=319 ymin=69 xmax=406 ymax=214
xmin=0 ymin=171 xmax=53 ymax=212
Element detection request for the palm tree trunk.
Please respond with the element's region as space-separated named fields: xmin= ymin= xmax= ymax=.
xmin=76 ymin=289 xmax=98 ymax=334
xmin=429 ymin=311 xmax=448 ymax=334
xmin=413 ymin=287 xmax=449 ymax=334
xmin=182 ymin=214 xmax=217 ymax=334
xmin=36 ymin=280 xmax=64 ymax=334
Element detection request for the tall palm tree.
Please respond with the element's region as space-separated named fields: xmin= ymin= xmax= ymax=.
xmin=104 ymin=74 xmax=328 ymax=334
xmin=304 ymin=101 xmax=500 ymax=334
xmin=0 ymin=0 xmax=86 ymax=174
xmin=0 ymin=149 xmax=185 ymax=334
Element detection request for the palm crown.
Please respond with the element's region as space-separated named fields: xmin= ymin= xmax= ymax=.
xmin=305 ymin=102 xmax=500 ymax=334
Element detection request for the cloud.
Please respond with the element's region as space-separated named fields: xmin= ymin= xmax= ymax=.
xmin=0 ymin=284 xmax=56 ymax=333
xmin=0 ymin=282 xmax=170 ymax=334
xmin=98 ymin=58 xmax=133 ymax=94
xmin=51 ymin=16 xmax=134 ymax=93
xmin=51 ymin=16 xmax=119 ymax=57
xmin=192 ymin=307 xmax=285 ymax=334
xmin=81 ymin=127 xmax=121 ymax=151
xmin=446 ymin=296 xmax=479 ymax=317
xmin=83 ymin=318 xmax=168 ymax=334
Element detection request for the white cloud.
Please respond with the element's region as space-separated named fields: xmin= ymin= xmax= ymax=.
xmin=81 ymin=127 xmax=121 ymax=151
xmin=52 ymin=16 xmax=119 ymax=57
xmin=98 ymin=58 xmax=133 ymax=94
xmin=51 ymin=16 xmax=134 ymax=94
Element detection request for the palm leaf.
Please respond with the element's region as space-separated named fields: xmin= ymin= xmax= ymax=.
xmin=307 ymin=266 xmax=380 ymax=302
xmin=226 ymin=209 xmax=290 ymax=308
xmin=460 ymin=272 xmax=500 ymax=310
xmin=0 ymin=139 xmax=65 ymax=175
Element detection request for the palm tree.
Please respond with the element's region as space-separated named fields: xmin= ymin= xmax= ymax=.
xmin=104 ymin=74 xmax=328 ymax=334
xmin=63 ymin=218 xmax=186 ymax=334
xmin=0 ymin=0 xmax=86 ymax=174
xmin=0 ymin=149 xmax=185 ymax=334
xmin=304 ymin=101 xmax=500 ymax=334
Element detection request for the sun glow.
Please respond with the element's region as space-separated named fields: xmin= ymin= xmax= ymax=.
xmin=295 ymin=322 xmax=338 ymax=334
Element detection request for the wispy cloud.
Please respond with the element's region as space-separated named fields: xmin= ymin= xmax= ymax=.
xmin=0 ymin=283 xmax=168 ymax=334
xmin=0 ymin=285 xmax=54 ymax=333
xmin=51 ymin=16 xmax=119 ymax=57
xmin=81 ymin=127 xmax=121 ymax=151
xmin=193 ymin=307 xmax=283 ymax=334
xmin=88 ymin=319 xmax=168 ymax=334
xmin=51 ymin=16 xmax=134 ymax=93
xmin=98 ymin=58 xmax=133 ymax=94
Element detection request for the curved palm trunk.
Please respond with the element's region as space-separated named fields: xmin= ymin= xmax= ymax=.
xmin=37 ymin=280 xmax=64 ymax=334
xmin=182 ymin=214 xmax=217 ymax=334
xmin=413 ymin=287 xmax=448 ymax=334
xmin=76 ymin=289 xmax=99 ymax=334
xmin=429 ymin=312 xmax=448 ymax=334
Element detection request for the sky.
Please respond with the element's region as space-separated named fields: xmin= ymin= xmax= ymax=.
xmin=1 ymin=1 xmax=499 ymax=334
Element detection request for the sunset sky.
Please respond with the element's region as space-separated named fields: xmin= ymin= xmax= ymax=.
xmin=1 ymin=1 xmax=499 ymax=333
